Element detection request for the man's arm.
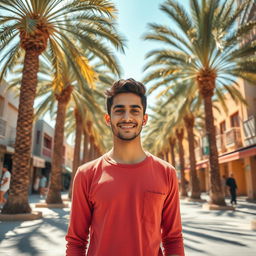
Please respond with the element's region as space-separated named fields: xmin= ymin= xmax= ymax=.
xmin=161 ymin=167 xmax=185 ymax=256
xmin=66 ymin=168 xmax=93 ymax=256
xmin=1 ymin=177 xmax=8 ymax=186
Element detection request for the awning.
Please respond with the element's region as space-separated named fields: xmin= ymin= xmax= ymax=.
xmin=195 ymin=144 xmax=256 ymax=167
xmin=32 ymin=155 xmax=45 ymax=168
xmin=196 ymin=159 xmax=208 ymax=169
xmin=6 ymin=146 xmax=15 ymax=153
xmin=0 ymin=144 xmax=15 ymax=153
xmin=219 ymin=144 xmax=256 ymax=164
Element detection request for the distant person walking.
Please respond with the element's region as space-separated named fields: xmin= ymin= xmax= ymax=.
xmin=226 ymin=173 xmax=238 ymax=205
xmin=39 ymin=175 xmax=47 ymax=198
xmin=0 ymin=167 xmax=11 ymax=204
xmin=33 ymin=175 xmax=40 ymax=193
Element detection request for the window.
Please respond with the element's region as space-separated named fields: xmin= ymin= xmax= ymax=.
xmin=230 ymin=112 xmax=240 ymax=127
xmin=220 ymin=121 xmax=226 ymax=134
xmin=43 ymin=134 xmax=52 ymax=149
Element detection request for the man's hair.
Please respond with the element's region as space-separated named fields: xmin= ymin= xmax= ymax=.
xmin=105 ymin=78 xmax=147 ymax=114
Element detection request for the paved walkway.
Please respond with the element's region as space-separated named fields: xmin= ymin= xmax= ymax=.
xmin=0 ymin=194 xmax=255 ymax=256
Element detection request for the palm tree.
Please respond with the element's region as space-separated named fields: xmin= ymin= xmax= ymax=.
xmin=143 ymin=0 xmax=256 ymax=206
xmin=175 ymin=128 xmax=188 ymax=197
xmin=0 ymin=0 xmax=124 ymax=213
xmin=35 ymin=58 xmax=117 ymax=203
xmin=65 ymin=73 xmax=114 ymax=198
xmin=143 ymin=98 xmax=188 ymax=196
xmin=169 ymin=137 xmax=176 ymax=167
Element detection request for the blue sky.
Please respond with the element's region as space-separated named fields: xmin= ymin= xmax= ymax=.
xmin=113 ymin=0 xmax=172 ymax=81
xmin=113 ymin=0 xmax=189 ymax=82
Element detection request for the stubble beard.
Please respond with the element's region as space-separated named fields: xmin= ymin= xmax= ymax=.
xmin=110 ymin=123 xmax=143 ymax=141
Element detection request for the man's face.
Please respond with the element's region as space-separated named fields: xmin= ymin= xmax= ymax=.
xmin=105 ymin=93 xmax=148 ymax=141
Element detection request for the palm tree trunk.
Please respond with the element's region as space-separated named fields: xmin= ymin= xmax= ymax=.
xmin=184 ymin=115 xmax=201 ymax=199
xmin=197 ymin=70 xmax=225 ymax=205
xmin=69 ymin=109 xmax=82 ymax=198
xmin=46 ymin=86 xmax=73 ymax=204
xmin=203 ymin=95 xmax=226 ymax=205
xmin=89 ymin=136 xmax=95 ymax=161
xmin=165 ymin=151 xmax=169 ymax=162
xmin=169 ymin=138 xmax=176 ymax=167
xmin=176 ymin=128 xmax=188 ymax=197
xmin=2 ymin=50 xmax=40 ymax=214
xmin=82 ymin=131 xmax=89 ymax=163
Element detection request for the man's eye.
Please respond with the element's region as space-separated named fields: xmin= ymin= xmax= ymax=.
xmin=115 ymin=109 xmax=124 ymax=113
xmin=131 ymin=109 xmax=139 ymax=113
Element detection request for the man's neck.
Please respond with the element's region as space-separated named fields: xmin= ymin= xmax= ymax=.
xmin=109 ymin=137 xmax=146 ymax=164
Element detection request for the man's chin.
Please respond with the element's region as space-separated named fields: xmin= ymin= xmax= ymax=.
xmin=116 ymin=133 xmax=139 ymax=141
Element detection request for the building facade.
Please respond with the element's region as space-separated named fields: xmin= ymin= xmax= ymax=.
xmin=0 ymin=80 xmax=19 ymax=174
xmin=194 ymin=80 xmax=256 ymax=200
xmin=0 ymin=79 xmax=74 ymax=193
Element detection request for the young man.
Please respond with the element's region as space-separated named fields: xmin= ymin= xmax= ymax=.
xmin=66 ymin=79 xmax=184 ymax=256
xmin=0 ymin=167 xmax=11 ymax=204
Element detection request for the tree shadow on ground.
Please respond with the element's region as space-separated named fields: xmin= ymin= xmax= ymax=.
xmin=0 ymin=209 xmax=69 ymax=256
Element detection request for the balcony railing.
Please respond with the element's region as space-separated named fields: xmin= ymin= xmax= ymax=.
xmin=216 ymin=134 xmax=226 ymax=153
xmin=0 ymin=117 xmax=7 ymax=137
xmin=7 ymin=126 xmax=16 ymax=146
xmin=225 ymin=127 xmax=242 ymax=148
xmin=42 ymin=147 xmax=52 ymax=158
xmin=243 ymin=115 xmax=256 ymax=146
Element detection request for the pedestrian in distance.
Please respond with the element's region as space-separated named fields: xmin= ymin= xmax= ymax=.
xmin=66 ymin=78 xmax=185 ymax=256
xmin=39 ymin=174 xmax=47 ymax=198
xmin=0 ymin=166 xmax=11 ymax=204
xmin=33 ymin=175 xmax=40 ymax=193
xmin=226 ymin=173 xmax=238 ymax=206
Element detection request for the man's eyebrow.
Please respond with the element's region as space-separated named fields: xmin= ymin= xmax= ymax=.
xmin=113 ymin=104 xmax=125 ymax=109
xmin=113 ymin=104 xmax=142 ymax=109
xmin=130 ymin=105 xmax=142 ymax=109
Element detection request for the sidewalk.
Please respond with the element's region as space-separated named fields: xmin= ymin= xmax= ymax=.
xmin=0 ymin=193 xmax=255 ymax=256
xmin=182 ymin=194 xmax=256 ymax=256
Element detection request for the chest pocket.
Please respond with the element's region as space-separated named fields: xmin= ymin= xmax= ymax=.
xmin=142 ymin=191 xmax=166 ymax=226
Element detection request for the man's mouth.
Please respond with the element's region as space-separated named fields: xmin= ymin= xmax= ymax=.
xmin=117 ymin=123 xmax=137 ymax=129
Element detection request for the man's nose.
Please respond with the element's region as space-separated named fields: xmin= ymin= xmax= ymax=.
xmin=123 ymin=111 xmax=132 ymax=121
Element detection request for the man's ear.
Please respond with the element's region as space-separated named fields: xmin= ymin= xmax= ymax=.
xmin=142 ymin=114 xmax=148 ymax=126
xmin=104 ymin=114 xmax=111 ymax=126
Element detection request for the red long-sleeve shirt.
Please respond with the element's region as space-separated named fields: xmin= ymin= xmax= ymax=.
xmin=66 ymin=153 xmax=184 ymax=256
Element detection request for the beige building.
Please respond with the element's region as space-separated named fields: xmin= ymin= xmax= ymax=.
xmin=194 ymin=80 xmax=256 ymax=200
xmin=0 ymin=79 xmax=74 ymax=191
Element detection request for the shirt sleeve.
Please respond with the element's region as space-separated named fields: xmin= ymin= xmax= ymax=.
xmin=66 ymin=168 xmax=93 ymax=255
xmin=161 ymin=167 xmax=185 ymax=256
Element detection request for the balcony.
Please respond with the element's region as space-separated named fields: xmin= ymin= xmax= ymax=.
xmin=0 ymin=117 xmax=16 ymax=147
xmin=243 ymin=115 xmax=256 ymax=146
xmin=7 ymin=126 xmax=16 ymax=146
xmin=42 ymin=147 xmax=52 ymax=158
xmin=225 ymin=127 xmax=242 ymax=149
xmin=216 ymin=134 xmax=226 ymax=153
xmin=0 ymin=117 xmax=7 ymax=137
